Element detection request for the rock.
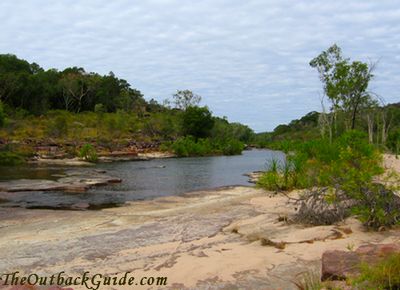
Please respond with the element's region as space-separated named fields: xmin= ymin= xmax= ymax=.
xmin=321 ymin=250 xmax=360 ymax=281
xmin=0 ymin=170 xmax=122 ymax=193
xmin=72 ymin=202 xmax=90 ymax=209
xmin=98 ymin=150 xmax=138 ymax=157
xmin=321 ymin=243 xmax=400 ymax=281
xmin=243 ymin=171 xmax=264 ymax=183
xmin=29 ymin=157 xmax=93 ymax=166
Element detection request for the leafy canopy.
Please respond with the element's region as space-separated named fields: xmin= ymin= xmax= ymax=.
xmin=310 ymin=44 xmax=374 ymax=129
xmin=182 ymin=106 xmax=214 ymax=138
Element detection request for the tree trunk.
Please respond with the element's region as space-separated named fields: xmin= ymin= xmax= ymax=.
xmin=367 ymin=113 xmax=374 ymax=143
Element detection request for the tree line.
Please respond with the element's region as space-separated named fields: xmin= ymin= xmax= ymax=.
xmin=0 ymin=54 xmax=147 ymax=115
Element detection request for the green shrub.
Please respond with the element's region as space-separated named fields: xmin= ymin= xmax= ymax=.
xmin=258 ymin=130 xmax=398 ymax=229
xmin=170 ymin=136 xmax=244 ymax=157
xmin=0 ymin=151 xmax=25 ymax=166
xmin=221 ymin=139 xmax=244 ymax=155
xmin=351 ymin=253 xmax=400 ymax=289
xmin=182 ymin=106 xmax=214 ymax=138
xmin=257 ymin=155 xmax=312 ymax=191
xmin=78 ymin=144 xmax=98 ymax=162
xmin=0 ymin=101 xmax=5 ymax=127
xmin=387 ymin=128 xmax=400 ymax=155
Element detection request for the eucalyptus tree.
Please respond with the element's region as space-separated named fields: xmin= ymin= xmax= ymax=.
xmin=310 ymin=44 xmax=375 ymax=135
xmin=173 ymin=90 xmax=201 ymax=110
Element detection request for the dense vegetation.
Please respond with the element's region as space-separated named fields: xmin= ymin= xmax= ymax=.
xmin=257 ymin=45 xmax=400 ymax=230
xmin=0 ymin=54 xmax=254 ymax=163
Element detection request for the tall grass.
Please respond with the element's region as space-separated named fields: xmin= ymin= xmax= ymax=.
xmin=351 ymin=253 xmax=400 ymax=289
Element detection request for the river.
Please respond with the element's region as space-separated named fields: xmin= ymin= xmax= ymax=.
xmin=0 ymin=149 xmax=284 ymax=210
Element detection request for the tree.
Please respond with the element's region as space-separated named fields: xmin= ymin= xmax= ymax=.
xmin=310 ymin=44 xmax=375 ymax=132
xmin=182 ymin=106 xmax=214 ymax=138
xmin=59 ymin=68 xmax=96 ymax=113
xmin=173 ymin=90 xmax=201 ymax=110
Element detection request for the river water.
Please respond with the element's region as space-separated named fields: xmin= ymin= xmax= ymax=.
xmin=0 ymin=149 xmax=284 ymax=209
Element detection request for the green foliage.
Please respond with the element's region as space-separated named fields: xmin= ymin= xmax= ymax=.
xmin=172 ymin=89 xmax=201 ymax=110
xmin=351 ymin=253 xmax=400 ymax=289
xmin=0 ymin=151 xmax=24 ymax=166
xmin=0 ymin=54 xmax=145 ymax=115
xmin=350 ymin=185 xmax=400 ymax=229
xmin=0 ymin=101 xmax=5 ymax=127
xmin=182 ymin=106 xmax=215 ymax=138
xmin=0 ymin=143 xmax=33 ymax=166
xmin=220 ymin=139 xmax=244 ymax=155
xmin=211 ymin=117 xmax=254 ymax=143
xmin=78 ymin=143 xmax=98 ymax=162
xmin=257 ymin=154 xmax=311 ymax=191
xmin=168 ymin=136 xmax=244 ymax=157
xmin=257 ymin=130 xmax=399 ymax=229
xmin=310 ymin=44 xmax=374 ymax=130
xmin=387 ymin=128 xmax=400 ymax=155
xmin=171 ymin=137 xmax=213 ymax=157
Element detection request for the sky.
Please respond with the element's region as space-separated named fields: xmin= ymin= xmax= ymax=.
xmin=0 ymin=0 xmax=399 ymax=132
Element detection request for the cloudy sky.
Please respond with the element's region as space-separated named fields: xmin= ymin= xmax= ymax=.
xmin=1 ymin=0 xmax=399 ymax=131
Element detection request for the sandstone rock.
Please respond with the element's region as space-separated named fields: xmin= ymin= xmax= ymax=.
xmin=321 ymin=243 xmax=400 ymax=281
xmin=321 ymin=250 xmax=360 ymax=281
xmin=244 ymin=171 xmax=264 ymax=183
xmin=0 ymin=170 xmax=122 ymax=193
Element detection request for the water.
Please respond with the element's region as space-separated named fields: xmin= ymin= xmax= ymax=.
xmin=0 ymin=149 xmax=285 ymax=209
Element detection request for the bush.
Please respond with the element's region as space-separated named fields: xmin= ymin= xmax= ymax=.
xmin=0 ymin=101 xmax=5 ymax=128
xmin=257 ymin=154 xmax=312 ymax=191
xmin=169 ymin=136 xmax=244 ymax=157
xmin=0 ymin=151 xmax=25 ymax=166
xmin=387 ymin=128 xmax=400 ymax=155
xmin=258 ymin=131 xmax=399 ymax=229
xmin=221 ymin=139 xmax=244 ymax=155
xmin=171 ymin=136 xmax=213 ymax=157
xmin=182 ymin=106 xmax=214 ymax=138
xmin=78 ymin=144 xmax=98 ymax=162
xmin=351 ymin=185 xmax=400 ymax=229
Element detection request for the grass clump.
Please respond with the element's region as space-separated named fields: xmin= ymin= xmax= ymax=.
xmin=351 ymin=253 xmax=400 ymax=290
xmin=293 ymin=271 xmax=323 ymax=290
xmin=78 ymin=143 xmax=98 ymax=162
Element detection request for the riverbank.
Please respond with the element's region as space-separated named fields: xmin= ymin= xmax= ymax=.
xmin=0 ymin=190 xmax=399 ymax=288
xmin=0 ymin=154 xmax=399 ymax=289
xmin=1 ymin=187 xmax=399 ymax=290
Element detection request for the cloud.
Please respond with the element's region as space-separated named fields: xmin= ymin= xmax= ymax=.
xmin=0 ymin=0 xmax=399 ymax=131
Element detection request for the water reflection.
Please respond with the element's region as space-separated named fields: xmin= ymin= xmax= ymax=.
xmin=0 ymin=149 xmax=285 ymax=210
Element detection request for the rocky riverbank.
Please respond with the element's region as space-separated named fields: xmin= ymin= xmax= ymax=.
xmin=1 ymin=137 xmax=176 ymax=165
xmin=1 ymin=185 xmax=400 ymax=289
xmin=0 ymin=155 xmax=399 ymax=289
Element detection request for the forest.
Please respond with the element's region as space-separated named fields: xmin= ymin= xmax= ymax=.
xmin=0 ymin=54 xmax=254 ymax=164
